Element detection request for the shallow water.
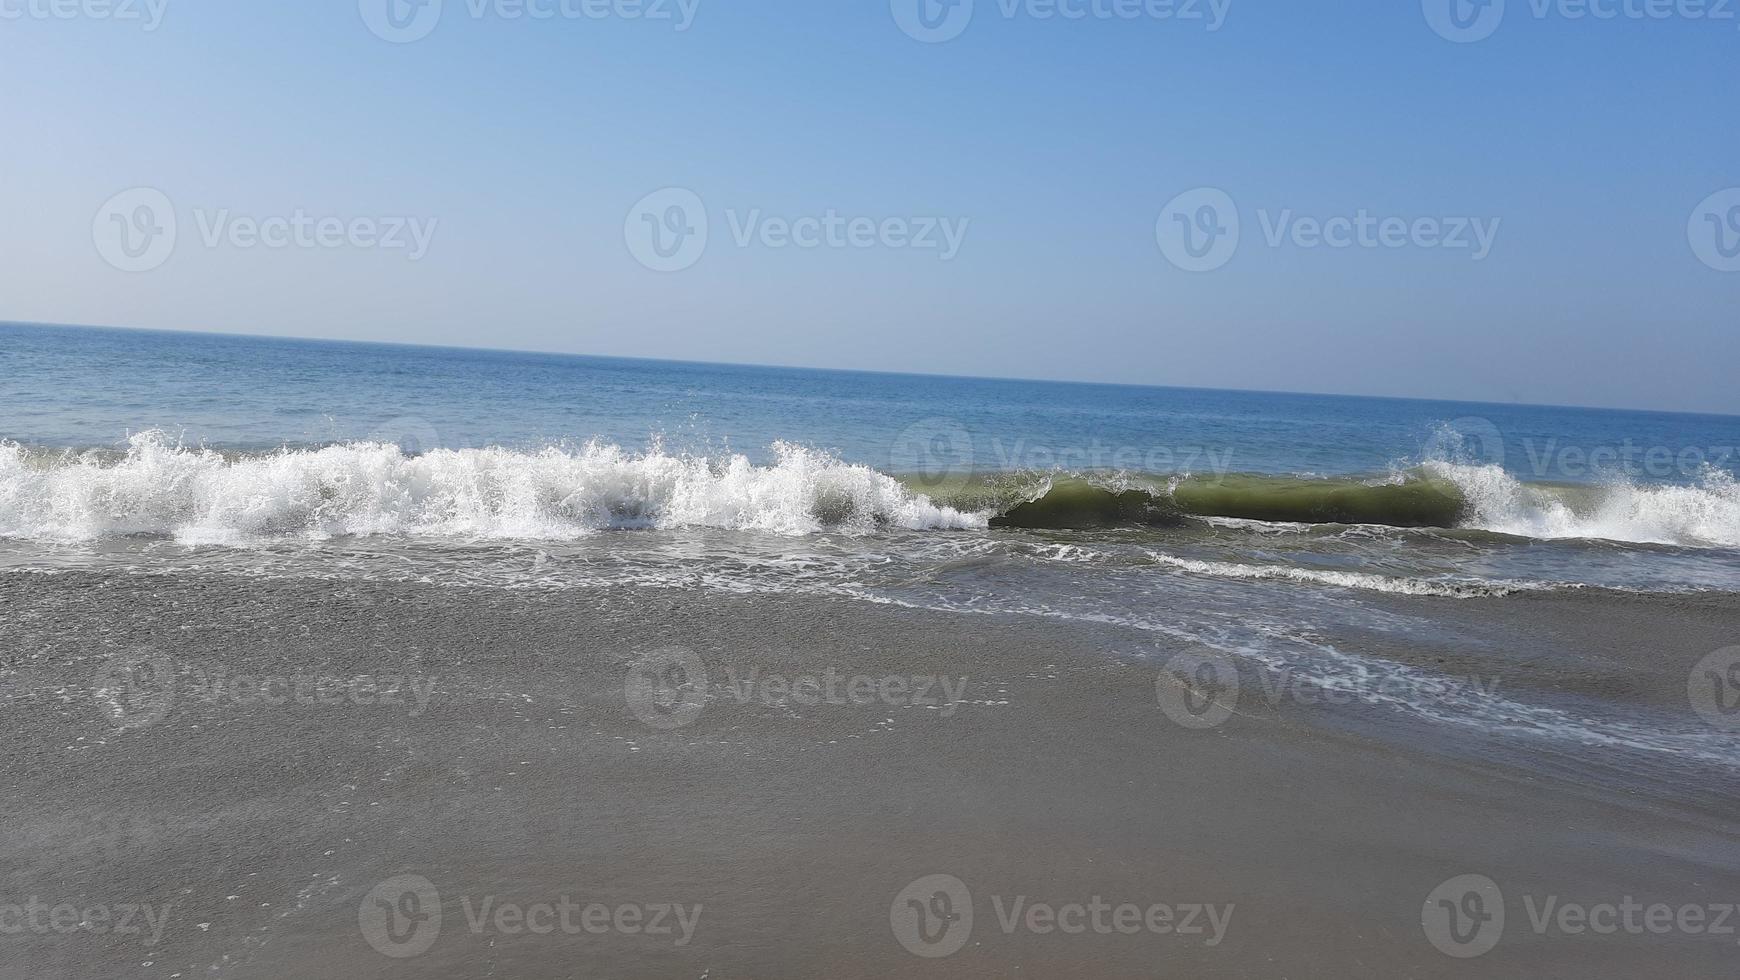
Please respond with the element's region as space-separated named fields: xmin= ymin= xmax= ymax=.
xmin=4 ymin=321 xmax=1738 ymax=776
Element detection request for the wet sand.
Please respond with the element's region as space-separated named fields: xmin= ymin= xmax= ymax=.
xmin=3 ymin=571 xmax=1739 ymax=978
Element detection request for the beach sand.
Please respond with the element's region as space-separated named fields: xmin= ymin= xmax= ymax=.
xmin=4 ymin=572 xmax=1738 ymax=978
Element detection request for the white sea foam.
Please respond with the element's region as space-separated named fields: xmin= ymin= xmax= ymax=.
xmin=5 ymin=432 xmax=1737 ymax=551
xmin=1427 ymin=461 xmax=1740 ymax=549
xmin=0 ymin=432 xmax=986 ymax=543
xmin=1144 ymin=552 xmax=1547 ymax=598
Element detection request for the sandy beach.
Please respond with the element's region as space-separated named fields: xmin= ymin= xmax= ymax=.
xmin=5 ymin=569 xmax=1737 ymax=979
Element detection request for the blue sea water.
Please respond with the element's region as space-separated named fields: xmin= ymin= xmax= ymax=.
xmin=3 ymin=322 xmax=1733 ymax=486
xmin=3 ymin=321 xmax=1739 ymax=773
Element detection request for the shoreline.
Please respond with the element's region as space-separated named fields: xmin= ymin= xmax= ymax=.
xmin=5 ymin=572 xmax=1739 ymax=977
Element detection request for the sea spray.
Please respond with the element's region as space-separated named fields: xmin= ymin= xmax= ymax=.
xmin=0 ymin=432 xmax=984 ymax=543
xmin=3 ymin=432 xmax=1737 ymax=550
xmin=1425 ymin=461 xmax=1740 ymax=549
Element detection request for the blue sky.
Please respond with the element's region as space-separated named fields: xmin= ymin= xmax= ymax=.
xmin=1 ymin=0 xmax=1736 ymax=413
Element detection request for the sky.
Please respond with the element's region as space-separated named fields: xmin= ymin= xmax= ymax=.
xmin=1 ymin=0 xmax=1737 ymax=414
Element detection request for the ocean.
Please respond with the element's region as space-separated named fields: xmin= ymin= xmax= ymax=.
xmin=5 ymin=321 xmax=1737 ymax=762
xmin=7 ymin=321 xmax=1740 ymax=978
xmin=4 ymin=321 xmax=1737 ymax=569
xmin=0 ymin=323 xmax=1733 ymax=745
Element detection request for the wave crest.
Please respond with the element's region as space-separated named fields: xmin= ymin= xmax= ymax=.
xmin=0 ymin=433 xmax=985 ymax=543
xmin=3 ymin=432 xmax=1735 ymax=551
xmin=1426 ymin=461 xmax=1740 ymax=549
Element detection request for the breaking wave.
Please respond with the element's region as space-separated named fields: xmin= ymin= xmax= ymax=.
xmin=1 ymin=432 xmax=1735 ymax=551
xmin=970 ymin=470 xmax=1738 ymax=549
xmin=1424 ymin=461 xmax=1740 ymax=549
xmin=0 ymin=433 xmax=984 ymax=543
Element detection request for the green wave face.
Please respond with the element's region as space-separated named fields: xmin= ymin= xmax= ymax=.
xmin=904 ymin=471 xmax=1471 ymax=531
xmin=1169 ymin=475 xmax=1468 ymax=528
xmin=988 ymin=479 xmax=1189 ymax=530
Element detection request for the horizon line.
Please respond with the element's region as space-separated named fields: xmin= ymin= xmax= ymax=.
xmin=4 ymin=318 xmax=1734 ymax=421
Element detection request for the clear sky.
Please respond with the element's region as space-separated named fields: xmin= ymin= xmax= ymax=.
xmin=2 ymin=0 xmax=1737 ymax=414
